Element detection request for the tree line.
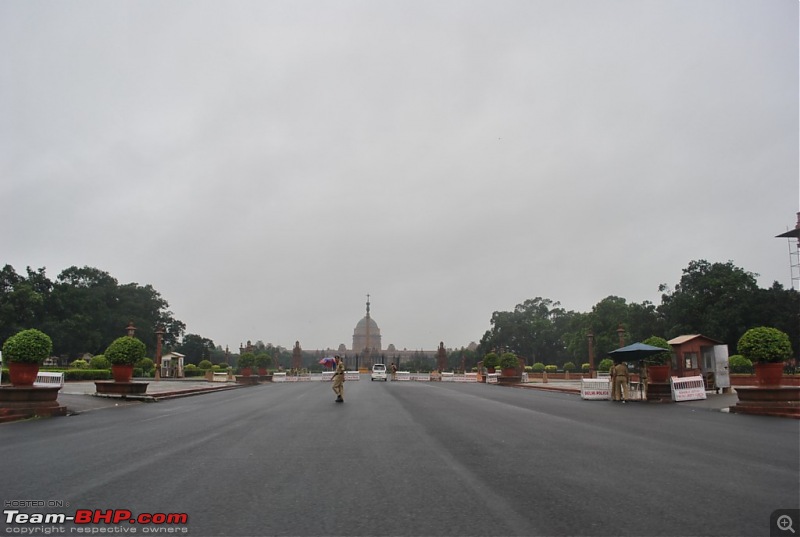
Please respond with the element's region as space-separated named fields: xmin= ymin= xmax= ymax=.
xmin=477 ymin=259 xmax=799 ymax=367
xmin=1 ymin=259 xmax=797 ymax=369
xmin=0 ymin=265 xmax=186 ymax=363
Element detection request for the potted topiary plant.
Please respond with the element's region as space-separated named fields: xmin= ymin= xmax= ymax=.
xmin=482 ymin=352 xmax=499 ymax=373
xmin=255 ymin=353 xmax=271 ymax=376
xmin=499 ymin=352 xmax=520 ymax=376
xmin=2 ymin=328 xmax=53 ymax=386
xmin=737 ymin=326 xmax=792 ymax=386
xmin=642 ymin=336 xmax=672 ymax=383
xmin=238 ymin=352 xmax=256 ymax=377
xmin=105 ymin=336 xmax=147 ymax=383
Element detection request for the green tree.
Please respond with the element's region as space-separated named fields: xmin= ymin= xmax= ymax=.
xmin=447 ymin=347 xmax=478 ymax=371
xmin=0 ymin=265 xmax=51 ymax=345
xmin=658 ymin=260 xmax=759 ymax=346
xmin=0 ymin=264 xmax=186 ymax=360
xmin=583 ymin=296 xmax=631 ymax=359
xmin=748 ymin=283 xmax=800 ymax=360
xmin=479 ymin=297 xmax=571 ymax=364
xmin=177 ymin=334 xmax=216 ymax=365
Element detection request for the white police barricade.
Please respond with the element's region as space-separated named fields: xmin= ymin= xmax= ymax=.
xmin=670 ymin=375 xmax=707 ymax=402
xmin=345 ymin=371 xmax=360 ymax=381
xmin=487 ymin=373 xmax=499 ymax=384
xmin=322 ymin=371 xmax=334 ymax=382
xmin=309 ymin=373 xmax=324 ymax=381
xmin=581 ymin=378 xmax=610 ymax=400
xmin=410 ymin=373 xmax=430 ymax=381
xmin=396 ymin=371 xmax=411 ymax=381
xmin=272 ymin=372 xmax=287 ymax=382
xmin=441 ymin=372 xmax=455 ymax=382
xmin=464 ymin=373 xmax=479 ymax=382
xmin=298 ymin=374 xmax=311 ymax=382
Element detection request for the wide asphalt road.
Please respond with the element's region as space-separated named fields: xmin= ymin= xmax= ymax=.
xmin=2 ymin=378 xmax=798 ymax=537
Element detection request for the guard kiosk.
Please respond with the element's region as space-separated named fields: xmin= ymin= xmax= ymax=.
xmin=667 ymin=335 xmax=730 ymax=392
xmin=161 ymin=352 xmax=185 ymax=378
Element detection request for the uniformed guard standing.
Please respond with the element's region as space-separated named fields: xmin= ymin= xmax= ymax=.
xmin=332 ymin=355 xmax=345 ymax=403
xmin=612 ymin=361 xmax=629 ymax=403
xmin=638 ymin=360 xmax=648 ymax=401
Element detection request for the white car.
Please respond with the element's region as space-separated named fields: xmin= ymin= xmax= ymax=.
xmin=371 ymin=363 xmax=387 ymax=381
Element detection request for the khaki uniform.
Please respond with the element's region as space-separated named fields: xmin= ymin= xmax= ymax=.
xmin=332 ymin=359 xmax=345 ymax=401
xmin=639 ymin=363 xmax=648 ymax=400
xmin=612 ymin=362 xmax=629 ymax=401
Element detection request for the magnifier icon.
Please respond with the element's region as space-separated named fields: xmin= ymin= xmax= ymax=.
xmin=778 ymin=515 xmax=796 ymax=534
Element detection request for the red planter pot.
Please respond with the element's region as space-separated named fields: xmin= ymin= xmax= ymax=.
xmin=648 ymin=365 xmax=670 ymax=383
xmin=258 ymin=367 xmax=267 ymax=376
xmin=240 ymin=367 xmax=253 ymax=377
xmin=501 ymin=368 xmax=517 ymax=377
xmin=8 ymin=362 xmax=40 ymax=386
xmin=111 ymin=364 xmax=134 ymax=383
xmin=754 ymin=362 xmax=784 ymax=386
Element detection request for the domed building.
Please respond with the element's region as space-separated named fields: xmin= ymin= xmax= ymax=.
xmin=352 ymin=295 xmax=381 ymax=352
xmin=238 ymin=294 xmax=478 ymax=371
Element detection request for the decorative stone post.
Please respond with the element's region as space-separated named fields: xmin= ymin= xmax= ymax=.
xmin=154 ymin=326 xmax=164 ymax=380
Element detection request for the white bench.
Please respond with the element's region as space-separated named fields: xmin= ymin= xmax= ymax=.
xmin=34 ymin=371 xmax=65 ymax=388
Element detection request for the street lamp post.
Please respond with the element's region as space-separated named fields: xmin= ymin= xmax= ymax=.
xmin=587 ymin=331 xmax=595 ymax=378
xmin=617 ymin=323 xmax=625 ymax=348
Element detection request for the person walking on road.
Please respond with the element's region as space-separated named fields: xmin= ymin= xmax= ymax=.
xmin=612 ymin=361 xmax=630 ymax=403
xmin=390 ymin=362 xmax=397 ymax=381
xmin=332 ymin=355 xmax=346 ymax=403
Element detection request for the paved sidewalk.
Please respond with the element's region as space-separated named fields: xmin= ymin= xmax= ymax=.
xmin=57 ymin=378 xmax=243 ymax=415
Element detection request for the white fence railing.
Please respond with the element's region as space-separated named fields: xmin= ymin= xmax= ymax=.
xmin=272 ymin=371 xmax=360 ymax=382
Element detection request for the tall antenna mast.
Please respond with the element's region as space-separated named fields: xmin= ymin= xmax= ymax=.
xmin=776 ymin=212 xmax=800 ymax=290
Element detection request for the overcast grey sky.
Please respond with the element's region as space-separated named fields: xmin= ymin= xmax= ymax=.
xmin=2 ymin=1 xmax=797 ymax=352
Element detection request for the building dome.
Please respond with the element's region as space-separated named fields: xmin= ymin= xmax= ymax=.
xmin=353 ymin=315 xmax=382 ymax=351
xmin=355 ymin=317 xmax=380 ymax=333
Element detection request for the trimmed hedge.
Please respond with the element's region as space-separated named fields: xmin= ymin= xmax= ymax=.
xmin=65 ymin=369 xmax=112 ymax=381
